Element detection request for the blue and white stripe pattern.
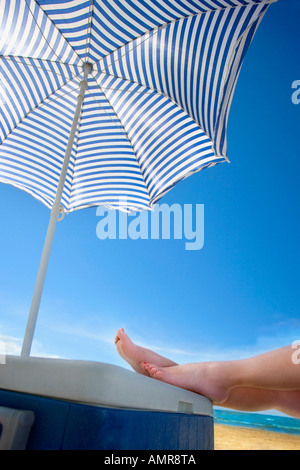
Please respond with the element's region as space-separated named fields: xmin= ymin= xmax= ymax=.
xmin=0 ymin=0 xmax=273 ymax=212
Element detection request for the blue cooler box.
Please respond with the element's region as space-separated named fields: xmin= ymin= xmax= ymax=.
xmin=0 ymin=356 xmax=213 ymax=450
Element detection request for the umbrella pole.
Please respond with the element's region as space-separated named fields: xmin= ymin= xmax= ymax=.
xmin=21 ymin=63 xmax=92 ymax=357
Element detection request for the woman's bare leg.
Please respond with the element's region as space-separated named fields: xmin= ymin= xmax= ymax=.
xmin=143 ymin=345 xmax=300 ymax=400
xmin=221 ymin=387 xmax=278 ymax=411
xmin=222 ymin=346 xmax=300 ymax=391
xmin=221 ymin=387 xmax=300 ymax=419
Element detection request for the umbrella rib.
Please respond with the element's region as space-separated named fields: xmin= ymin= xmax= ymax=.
xmin=0 ymin=76 xmax=82 ymax=146
xmin=85 ymin=80 xmax=152 ymax=203
xmin=84 ymin=0 xmax=95 ymax=63
xmin=24 ymin=0 xmax=81 ymax=65
xmin=66 ymin=96 xmax=85 ymax=209
xmin=0 ymin=55 xmax=81 ymax=81
xmin=91 ymin=85 xmax=166 ymax=97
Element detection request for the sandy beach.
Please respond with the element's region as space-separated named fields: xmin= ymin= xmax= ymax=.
xmin=214 ymin=424 xmax=300 ymax=450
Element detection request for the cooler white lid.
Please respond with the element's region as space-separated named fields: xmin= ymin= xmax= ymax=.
xmin=0 ymin=356 xmax=212 ymax=416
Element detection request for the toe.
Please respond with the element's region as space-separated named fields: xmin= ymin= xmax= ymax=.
xmin=116 ymin=328 xmax=125 ymax=338
xmin=115 ymin=328 xmax=126 ymax=345
xmin=143 ymin=362 xmax=162 ymax=378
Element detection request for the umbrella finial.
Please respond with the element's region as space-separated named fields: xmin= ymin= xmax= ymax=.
xmin=83 ymin=62 xmax=93 ymax=78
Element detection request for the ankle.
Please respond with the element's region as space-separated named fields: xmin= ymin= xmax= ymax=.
xmin=204 ymin=361 xmax=232 ymax=404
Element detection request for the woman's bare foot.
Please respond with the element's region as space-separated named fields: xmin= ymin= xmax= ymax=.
xmin=115 ymin=328 xmax=177 ymax=376
xmin=115 ymin=329 xmax=230 ymax=403
xmin=142 ymin=362 xmax=231 ymax=404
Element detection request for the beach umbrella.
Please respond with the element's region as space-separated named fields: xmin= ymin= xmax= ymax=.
xmin=0 ymin=0 xmax=276 ymax=356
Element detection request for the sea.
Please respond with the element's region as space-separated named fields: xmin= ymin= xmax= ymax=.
xmin=213 ymin=409 xmax=300 ymax=435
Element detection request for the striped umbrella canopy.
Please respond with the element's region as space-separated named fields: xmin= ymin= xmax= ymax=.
xmin=0 ymin=0 xmax=275 ymax=356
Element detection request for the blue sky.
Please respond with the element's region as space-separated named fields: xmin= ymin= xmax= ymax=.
xmin=0 ymin=0 xmax=299 ymax=372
